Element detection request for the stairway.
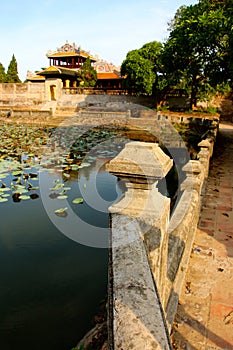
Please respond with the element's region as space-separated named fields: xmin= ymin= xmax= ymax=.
xmin=41 ymin=101 xmax=57 ymax=115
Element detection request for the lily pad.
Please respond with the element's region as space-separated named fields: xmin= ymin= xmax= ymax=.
xmin=71 ymin=164 xmax=79 ymax=171
xmin=54 ymin=207 xmax=68 ymax=217
xmin=79 ymin=162 xmax=91 ymax=169
xmin=54 ymin=207 xmax=68 ymax=214
xmin=0 ymin=197 xmax=8 ymax=203
xmin=57 ymin=195 xmax=68 ymax=200
xmin=30 ymin=194 xmax=39 ymax=200
xmin=72 ymin=198 xmax=84 ymax=204
xmin=12 ymin=170 xmax=23 ymax=176
xmin=49 ymin=183 xmax=64 ymax=191
xmin=19 ymin=195 xmax=31 ymax=200
xmin=0 ymin=187 xmax=11 ymax=192
xmin=63 ymin=187 xmax=71 ymax=191
xmin=13 ymin=188 xmax=28 ymax=194
xmin=0 ymin=173 xmax=9 ymax=179
xmin=1 ymin=193 xmax=10 ymax=198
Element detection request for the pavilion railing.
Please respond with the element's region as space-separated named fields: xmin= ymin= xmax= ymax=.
xmin=62 ymin=87 xmax=136 ymax=95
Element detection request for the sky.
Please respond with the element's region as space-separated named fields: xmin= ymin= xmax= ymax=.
xmin=1 ymin=0 xmax=198 ymax=81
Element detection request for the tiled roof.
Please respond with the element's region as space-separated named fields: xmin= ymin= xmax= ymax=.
xmin=47 ymin=51 xmax=97 ymax=61
xmin=27 ymin=75 xmax=45 ymax=81
xmin=38 ymin=66 xmax=77 ymax=77
xmin=97 ymin=72 xmax=122 ymax=80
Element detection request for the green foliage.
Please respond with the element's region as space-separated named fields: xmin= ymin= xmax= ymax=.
xmin=121 ymin=50 xmax=155 ymax=95
xmin=138 ymin=41 xmax=162 ymax=65
xmin=215 ymin=83 xmax=231 ymax=95
xmin=77 ymin=58 xmax=97 ymax=87
xmin=70 ymin=344 xmax=84 ymax=350
xmin=121 ymin=41 xmax=162 ymax=95
xmin=0 ymin=63 xmax=6 ymax=83
xmin=5 ymin=54 xmax=21 ymax=83
xmin=160 ymin=0 xmax=233 ymax=108
xmin=157 ymin=104 xmax=169 ymax=111
xmin=206 ymin=106 xmax=218 ymax=114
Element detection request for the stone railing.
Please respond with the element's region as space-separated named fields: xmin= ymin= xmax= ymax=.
xmin=0 ymin=107 xmax=53 ymax=124
xmin=105 ymin=130 xmax=217 ymax=349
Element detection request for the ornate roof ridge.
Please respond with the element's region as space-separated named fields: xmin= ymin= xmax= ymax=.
xmin=46 ymin=40 xmax=98 ymax=60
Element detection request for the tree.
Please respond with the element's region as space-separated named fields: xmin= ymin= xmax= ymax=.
xmin=161 ymin=1 xmax=232 ymax=109
xmin=199 ymin=0 xmax=233 ymax=81
xmin=77 ymin=57 xmax=97 ymax=87
xmin=0 ymin=63 xmax=6 ymax=83
xmin=121 ymin=41 xmax=162 ymax=96
xmin=5 ymin=54 xmax=21 ymax=83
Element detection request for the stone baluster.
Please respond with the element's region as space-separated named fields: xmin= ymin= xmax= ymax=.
xmin=181 ymin=160 xmax=203 ymax=194
xmin=198 ymin=139 xmax=212 ymax=178
xmin=105 ymin=141 xmax=173 ymax=350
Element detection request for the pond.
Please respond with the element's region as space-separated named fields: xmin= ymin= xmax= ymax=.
xmin=0 ymin=121 xmax=190 ymax=350
xmin=0 ymin=124 xmax=127 ymax=350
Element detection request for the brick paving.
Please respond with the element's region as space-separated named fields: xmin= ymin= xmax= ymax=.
xmin=172 ymin=122 xmax=233 ymax=350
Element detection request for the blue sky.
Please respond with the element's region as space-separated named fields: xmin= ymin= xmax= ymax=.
xmin=1 ymin=0 xmax=198 ymax=80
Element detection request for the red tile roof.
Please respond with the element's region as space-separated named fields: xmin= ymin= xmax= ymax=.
xmin=97 ymin=72 xmax=122 ymax=80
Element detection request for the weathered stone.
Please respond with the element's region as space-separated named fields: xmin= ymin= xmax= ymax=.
xmin=106 ymin=142 xmax=173 ymax=349
xmin=182 ymin=160 xmax=202 ymax=176
xmin=198 ymin=139 xmax=211 ymax=148
xmin=105 ymin=141 xmax=173 ymax=180
xmin=106 ymin=125 xmax=216 ymax=349
xmin=111 ymin=214 xmax=172 ymax=350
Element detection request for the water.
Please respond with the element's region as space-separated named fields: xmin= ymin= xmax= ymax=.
xmin=0 ymin=160 xmax=121 ymax=350
xmin=0 ymin=123 xmax=186 ymax=350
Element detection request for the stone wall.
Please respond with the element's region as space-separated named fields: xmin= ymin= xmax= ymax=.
xmin=0 ymin=107 xmax=52 ymax=120
xmin=0 ymin=81 xmax=155 ymax=115
xmin=105 ymin=122 xmax=218 ymax=349
xmin=0 ymin=82 xmax=46 ymax=107
xmin=1 ymin=81 xmax=233 ymax=122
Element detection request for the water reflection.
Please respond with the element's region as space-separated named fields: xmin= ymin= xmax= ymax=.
xmin=0 ymin=157 xmax=121 ymax=350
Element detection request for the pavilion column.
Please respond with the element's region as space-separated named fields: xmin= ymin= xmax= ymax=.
xmin=65 ymin=80 xmax=70 ymax=88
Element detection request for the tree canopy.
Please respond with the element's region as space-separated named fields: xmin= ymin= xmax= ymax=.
xmin=121 ymin=41 xmax=162 ymax=95
xmin=121 ymin=0 xmax=233 ymax=109
xmin=0 ymin=63 xmax=6 ymax=83
xmin=160 ymin=0 xmax=233 ymax=108
xmin=76 ymin=57 xmax=97 ymax=87
xmin=5 ymin=54 xmax=21 ymax=83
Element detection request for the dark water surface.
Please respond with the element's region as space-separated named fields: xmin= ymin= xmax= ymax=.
xmin=0 ymin=161 xmax=120 ymax=350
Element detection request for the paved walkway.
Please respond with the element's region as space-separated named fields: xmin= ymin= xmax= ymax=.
xmin=172 ymin=122 xmax=233 ymax=350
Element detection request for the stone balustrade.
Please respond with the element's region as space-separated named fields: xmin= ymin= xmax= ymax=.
xmin=105 ymin=129 xmax=217 ymax=349
xmin=106 ymin=142 xmax=173 ymax=349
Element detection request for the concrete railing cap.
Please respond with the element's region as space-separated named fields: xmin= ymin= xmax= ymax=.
xmin=198 ymin=139 xmax=211 ymax=148
xmin=105 ymin=141 xmax=173 ymax=180
xmin=182 ymin=160 xmax=202 ymax=175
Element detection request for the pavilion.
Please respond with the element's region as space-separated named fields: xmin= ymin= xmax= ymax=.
xmin=28 ymin=40 xmax=124 ymax=90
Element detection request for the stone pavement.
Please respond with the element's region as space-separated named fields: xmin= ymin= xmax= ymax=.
xmin=172 ymin=122 xmax=233 ymax=350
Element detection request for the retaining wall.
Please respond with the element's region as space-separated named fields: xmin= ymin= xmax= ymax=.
xmin=0 ymin=82 xmax=46 ymax=107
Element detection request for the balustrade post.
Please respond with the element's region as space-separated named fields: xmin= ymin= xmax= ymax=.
xmin=198 ymin=139 xmax=212 ymax=178
xmin=181 ymin=160 xmax=203 ymax=194
xmin=105 ymin=141 xmax=173 ymax=349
